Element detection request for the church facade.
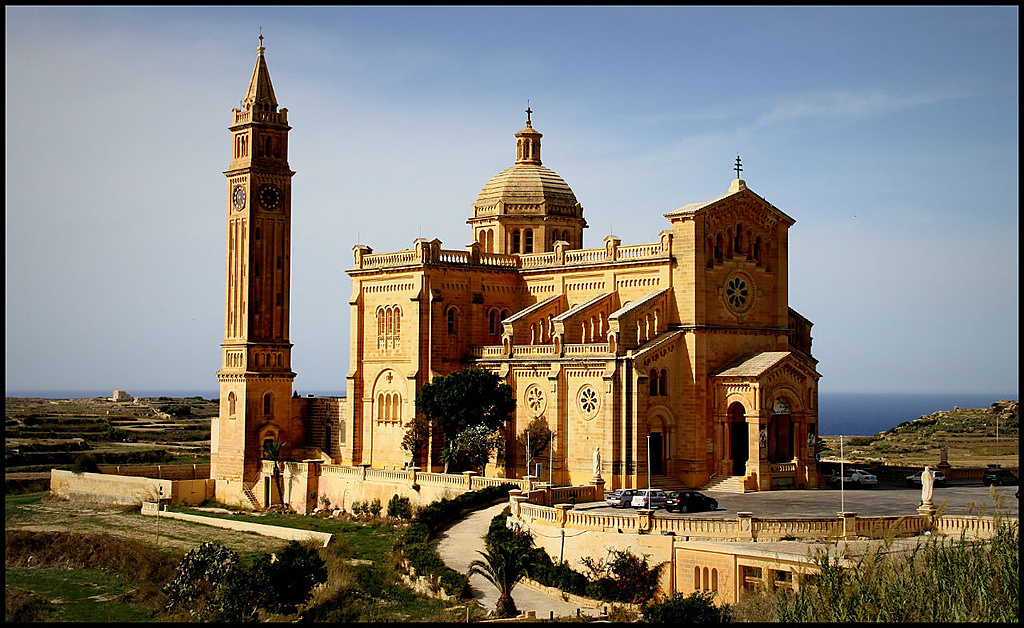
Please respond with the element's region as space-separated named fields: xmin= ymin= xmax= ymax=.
xmin=211 ymin=42 xmax=822 ymax=508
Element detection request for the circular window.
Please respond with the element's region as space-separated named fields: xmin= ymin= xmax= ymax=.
xmin=724 ymin=271 xmax=755 ymax=314
xmin=524 ymin=384 xmax=546 ymax=418
xmin=577 ymin=385 xmax=600 ymax=420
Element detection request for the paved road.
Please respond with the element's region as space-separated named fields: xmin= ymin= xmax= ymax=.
xmin=585 ymin=484 xmax=1019 ymax=518
xmin=433 ymin=503 xmax=601 ymax=619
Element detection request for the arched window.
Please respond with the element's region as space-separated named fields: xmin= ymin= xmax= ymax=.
xmin=488 ymin=310 xmax=497 ymax=336
xmin=715 ymin=233 xmax=723 ymax=262
xmin=447 ymin=307 xmax=458 ymax=335
xmin=378 ymin=393 xmax=386 ymax=421
xmin=753 ymin=236 xmax=762 ymax=264
xmin=734 ymin=223 xmax=744 ymax=254
xmin=512 ymin=229 xmax=521 ymax=253
xmin=660 ymin=369 xmax=668 ymax=396
xmin=703 ymin=567 xmax=710 ymax=590
xmin=228 ymin=391 xmax=236 ymax=416
xmin=263 ymin=392 xmax=273 ymax=416
xmin=486 ymin=229 xmax=494 ymax=253
xmin=524 ymin=229 xmax=534 ymax=253
xmin=712 ymin=568 xmax=719 ymax=592
xmin=650 ymin=369 xmax=659 ymax=396
xmin=694 ymin=566 xmax=701 ymax=590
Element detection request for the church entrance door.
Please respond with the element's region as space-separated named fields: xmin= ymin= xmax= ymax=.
xmin=648 ymin=433 xmax=663 ymax=475
xmin=730 ymin=422 xmax=748 ymax=476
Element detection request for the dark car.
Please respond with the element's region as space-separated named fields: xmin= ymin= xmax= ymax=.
xmin=665 ymin=490 xmax=718 ymax=513
xmin=604 ymin=488 xmax=637 ymax=508
xmin=982 ymin=468 xmax=1019 ymax=486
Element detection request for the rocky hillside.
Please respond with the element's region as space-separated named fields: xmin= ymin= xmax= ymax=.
xmin=819 ymin=400 xmax=1018 ymax=467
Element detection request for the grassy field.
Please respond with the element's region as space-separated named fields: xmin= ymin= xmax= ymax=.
xmin=5 ymin=492 xmax=474 ymax=622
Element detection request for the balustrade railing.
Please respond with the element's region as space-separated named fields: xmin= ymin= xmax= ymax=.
xmin=563 ymin=343 xmax=612 ymax=356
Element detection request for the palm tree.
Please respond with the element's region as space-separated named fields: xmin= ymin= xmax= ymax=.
xmin=467 ymin=541 xmax=535 ymax=618
xmin=262 ymin=439 xmax=286 ymax=507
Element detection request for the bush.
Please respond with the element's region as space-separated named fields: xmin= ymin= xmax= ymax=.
xmin=732 ymin=520 xmax=1019 ymax=622
xmin=387 ymin=494 xmax=412 ymax=519
xmin=642 ymin=591 xmax=729 ymax=622
xmin=70 ymin=453 xmax=100 ymax=474
xmin=368 ymin=498 xmax=383 ymax=518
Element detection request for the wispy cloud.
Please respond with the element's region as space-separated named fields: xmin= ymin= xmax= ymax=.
xmin=751 ymin=86 xmax=973 ymax=128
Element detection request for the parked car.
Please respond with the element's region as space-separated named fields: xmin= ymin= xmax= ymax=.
xmin=630 ymin=488 xmax=669 ymax=509
xmin=982 ymin=468 xmax=1019 ymax=486
xmin=822 ymin=469 xmax=843 ymax=488
xmin=906 ymin=469 xmax=946 ymax=487
xmin=827 ymin=467 xmax=876 ymax=487
xmin=604 ymin=488 xmax=637 ymax=508
xmin=665 ymin=490 xmax=718 ymax=513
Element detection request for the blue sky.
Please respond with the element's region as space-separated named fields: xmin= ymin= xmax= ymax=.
xmin=5 ymin=6 xmax=1018 ymax=396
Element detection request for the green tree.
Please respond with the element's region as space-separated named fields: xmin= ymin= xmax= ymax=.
xmin=517 ymin=416 xmax=552 ymax=473
xmin=411 ymin=368 xmax=515 ymax=472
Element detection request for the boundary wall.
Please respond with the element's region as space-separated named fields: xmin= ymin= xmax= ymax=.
xmin=50 ymin=469 xmax=214 ymax=506
xmin=139 ymin=504 xmax=332 ymax=547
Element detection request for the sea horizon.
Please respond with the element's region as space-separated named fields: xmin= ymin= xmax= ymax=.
xmin=5 ymin=389 xmax=1016 ymax=437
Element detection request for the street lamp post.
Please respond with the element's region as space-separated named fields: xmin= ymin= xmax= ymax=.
xmin=549 ymin=431 xmax=555 ymax=486
xmin=647 ymin=434 xmax=652 ymax=490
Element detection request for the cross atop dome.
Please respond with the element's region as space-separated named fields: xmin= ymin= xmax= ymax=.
xmin=526 ymin=101 xmax=533 ymax=127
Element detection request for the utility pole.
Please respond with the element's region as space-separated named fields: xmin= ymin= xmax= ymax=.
xmin=840 ymin=436 xmax=845 ymax=514
xmin=549 ymin=431 xmax=555 ymax=485
xmin=647 ymin=434 xmax=652 ymax=489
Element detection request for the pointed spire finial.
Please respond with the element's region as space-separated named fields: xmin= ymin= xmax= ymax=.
xmin=734 ymin=154 xmax=743 ymax=179
xmin=526 ymin=100 xmax=533 ymax=127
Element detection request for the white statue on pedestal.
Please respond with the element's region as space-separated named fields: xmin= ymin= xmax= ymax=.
xmin=593 ymin=446 xmax=602 ymax=478
xmin=921 ymin=465 xmax=934 ymax=506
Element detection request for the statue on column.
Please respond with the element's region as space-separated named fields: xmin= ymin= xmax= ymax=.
xmin=920 ymin=465 xmax=935 ymax=506
xmin=593 ymin=446 xmax=602 ymax=479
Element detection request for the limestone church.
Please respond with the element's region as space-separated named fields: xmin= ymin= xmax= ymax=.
xmin=210 ymin=41 xmax=822 ymax=508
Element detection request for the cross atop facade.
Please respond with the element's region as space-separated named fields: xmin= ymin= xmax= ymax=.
xmin=734 ymin=155 xmax=743 ymax=179
xmin=258 ymin=28 xmax=264 ymax=48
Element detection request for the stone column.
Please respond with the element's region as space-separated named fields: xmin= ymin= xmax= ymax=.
xmin=737 ymin=511 xmax=754 ymax=541
xmin=840 ymin=511 xmax=858 ymax=538
xmin=408 ymin=466 xmax=420 ymax=489
xmin=462 ymin=470 xmax=477 ymax=491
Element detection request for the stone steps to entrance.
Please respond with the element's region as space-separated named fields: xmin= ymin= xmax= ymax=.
xmin=649 ymin=473 xmax=690 ymax=493
xmin=701 ymin=475 xmax=749 ymax=493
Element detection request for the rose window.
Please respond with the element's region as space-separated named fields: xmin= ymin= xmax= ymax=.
xmin=724 ymin=272 xmax=754 ymax=314
xmin=578 ymin=385 xmax=600 ymax=419
xmin=726 ymin=277 xmax=748 ymax=309
xmin=525 ymin=384 xmax=546 ymax=417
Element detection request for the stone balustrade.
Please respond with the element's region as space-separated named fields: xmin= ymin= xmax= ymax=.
xmin=354 ymin=239 xmax=667 ymax=271
xmin=512 ymin=498 xmax=1015 ymax=542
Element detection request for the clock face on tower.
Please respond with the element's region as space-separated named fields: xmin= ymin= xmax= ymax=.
xmin=258 ymin=184 xmax=282 ymax=211
xmin=232 ymin=185 xmax=246 ymax=211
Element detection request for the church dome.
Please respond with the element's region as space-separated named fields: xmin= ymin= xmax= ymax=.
xmin=473 ymin=163 xmax=580 ymax=217
xmin=472 ymin=110 xmax=582 ymax=220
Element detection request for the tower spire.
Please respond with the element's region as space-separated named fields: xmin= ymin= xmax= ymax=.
xmin=244 ymin=31 xmax=277 ymax=112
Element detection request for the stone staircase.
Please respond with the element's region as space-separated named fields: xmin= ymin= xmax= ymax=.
xmin=701 ymin=475 xmax=749 ymax=493
xmin=649 ymin=473 xmax=690 ymax=494
xmin=241 ymin=481 xmax=262 ymax=510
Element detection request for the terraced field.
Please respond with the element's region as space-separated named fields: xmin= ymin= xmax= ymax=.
xmin=5 ymin=396 xmax=215 ymax=493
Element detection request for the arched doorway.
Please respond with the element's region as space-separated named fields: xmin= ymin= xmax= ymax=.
xmin=728 ymin=402 xmax=748 ymax=476
xmin=769 ymin=397 xmax=794 ymax=462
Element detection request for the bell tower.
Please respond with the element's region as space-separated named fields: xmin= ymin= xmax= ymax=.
xmin=212 ymin=36 xmax=296 ymax=505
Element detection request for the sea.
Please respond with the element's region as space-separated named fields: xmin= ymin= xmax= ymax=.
xmin=6 ymin=389 xmax=1016 ymax=437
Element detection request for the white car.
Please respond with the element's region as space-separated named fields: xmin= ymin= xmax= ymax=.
xmin=630 ymin=488 xmax=669 ymax=509
xmin=844 ymin=468 xmax=878 ymax=487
